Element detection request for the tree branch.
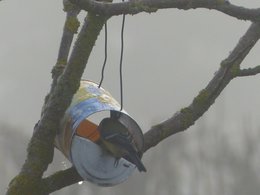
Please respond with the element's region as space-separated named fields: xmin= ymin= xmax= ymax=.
xmin=6 ymin=0 xmax=260 ymax=193
xmin=69 ymin=0 xmax=260 ymax=22
xmin=42 ymin=1 xmax=81 ymax=116
xmin=143 ymin=22 xmax=260 ymax=151
xmin=52 ymin=2 xmax=81 ymax=82
xmin=237 ymin=65 xmax=260 ymax=77
xmin=41 ymin=22 xmax=260 ymax=193
xmin=42 ymin=167 xmax=82 ymax=194
xmin=6 ymin=11 xmax=107 ymax=195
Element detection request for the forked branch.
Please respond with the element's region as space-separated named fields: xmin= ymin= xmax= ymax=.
xmin=6 ymin=0 xmax=260 ymax=194
xmin=143 ymin=22 xmax=260 ymax=151
xmin=41 ymin=22 xmax=260 ymax=194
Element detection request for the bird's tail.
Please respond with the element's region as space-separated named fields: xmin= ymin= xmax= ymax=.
xmin=124 ymin=153 xmax=147 ymax=172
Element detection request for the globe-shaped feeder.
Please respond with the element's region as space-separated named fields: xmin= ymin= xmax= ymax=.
xmin=55 ymin=80 xmax=144 ymax=186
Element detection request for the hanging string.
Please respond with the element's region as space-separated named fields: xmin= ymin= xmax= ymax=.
xmin=119 ymin=13 xmax=126 ymax=111
xmin=98 ymin=22 xmax=108 ymax=88
xmin=98 ymin=11 xmax=126 ymax=111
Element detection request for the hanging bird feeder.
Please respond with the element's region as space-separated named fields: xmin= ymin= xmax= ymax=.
xmin=55 ymin=80 xmax=145 ymax=186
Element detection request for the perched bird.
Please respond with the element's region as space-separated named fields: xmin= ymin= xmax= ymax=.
xmin=97 ymin=117 xmax=147 ymax=172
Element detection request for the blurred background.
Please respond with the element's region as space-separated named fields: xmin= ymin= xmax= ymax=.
xmin=1 ymin=0 xmax=260 ymax=194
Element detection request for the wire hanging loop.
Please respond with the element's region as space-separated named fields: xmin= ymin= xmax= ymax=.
xmin=98 ymin=11 xmax=126 ymax=112
xmin=119 ymin=13 xmax=126 ymax=111
xmin=98 ymin=22 xmax=108 ymax=88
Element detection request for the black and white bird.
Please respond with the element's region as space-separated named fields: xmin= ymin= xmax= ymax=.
xmin=97 ymin=117 xmax=146 ymax=172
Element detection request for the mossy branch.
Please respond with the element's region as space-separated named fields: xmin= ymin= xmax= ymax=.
xmin=6 ymin=0 xmax=260 ymax=194
xmin=69 ymin=0 xmax=260 ymax=22
xmin=6 ymin=12 xmax=107 ymax=195
xmin=143 ymin=22 xmax=260 ymax=151
xmin=43 ymin=2 xmax=81 ymax=115
xmin=38 ymin=22 xmax=260 ymax=193
xmin=42 ymin=167 xmax=82 ymax=194
xmin=237 ymin=65 xmax=260 ymax=77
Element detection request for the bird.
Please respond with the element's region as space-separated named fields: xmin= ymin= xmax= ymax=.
xmin=97 ymin=117 xmax=147 ymax=172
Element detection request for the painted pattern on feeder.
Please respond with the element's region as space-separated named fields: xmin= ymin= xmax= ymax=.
xmin=55 ymin=80 xmax=144 ymax=186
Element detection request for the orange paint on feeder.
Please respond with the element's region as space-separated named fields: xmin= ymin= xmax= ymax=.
xmin=55 ymin=81 xmax=145 ymax=186
xmin=76 ymin=119 xmax=100 ymax=142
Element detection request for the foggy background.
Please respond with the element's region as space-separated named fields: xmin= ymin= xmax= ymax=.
xmin=1 ymin=0 xmax=260 ymax=194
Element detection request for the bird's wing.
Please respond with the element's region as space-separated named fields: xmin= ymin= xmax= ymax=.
xmin=105 ymin=133 xmax=146 ymax=172
xmin=103 ymin=132 xmax=134 ymax=151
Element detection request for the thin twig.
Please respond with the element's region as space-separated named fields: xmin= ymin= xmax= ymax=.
xmin=42 ymin=1 xmax=80 ymax=116
xmin=237 ymin=65 xmax=260 ymax=77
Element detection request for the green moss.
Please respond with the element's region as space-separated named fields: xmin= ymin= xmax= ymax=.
xmin=131 ymin=2 xmax=158 ymax=13
xmin=63 ymin=1 xmax=78 ymax=12
xmin=52 ymin=62 xmax=66 ymax=80
xmin=65 ymin=16 xmax=80 ymax=33
xmin=230 ymin=64 xmax=240 ymax=77
xmin=193 ymin=89 xmax=209 ymax=106
xmin=85 ymin=14 xmax=108 ymax=39
xmin=27 ymin=137 xmax=54 ymax=166
xmin=220 ymin=58 xmax=229 ymax=67
xmin=179 ymin=90 xmax=210 ymax=129
xmin=180 ymin=107 xmax=194 ymax=128
xmin=67 ymin=14 xmax=107 ymax=81
xmin=7 ymin=174 xmax=46 ymax=195
xmin=220 ymin=62 xmax=225 ymax=68
xmin=216 ymin=0 xmax=227 ymax=5
xmin=56 ymin=59 xmax=67 ymax=66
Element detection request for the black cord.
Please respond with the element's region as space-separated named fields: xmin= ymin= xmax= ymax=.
xmin=98 ymin=12 xmax=125 ymax=112
xmin=98 ymin=22 xmax=108 ymax=88
xmin=119 ymin=14 xmax=126 ymax=111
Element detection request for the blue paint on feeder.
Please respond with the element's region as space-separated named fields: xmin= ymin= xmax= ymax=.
xmin=55 ymin=80 xmax=144 ymax=186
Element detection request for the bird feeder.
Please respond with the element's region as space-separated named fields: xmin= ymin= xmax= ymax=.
xmin=55 ymin=80 xmax=144 ymax=186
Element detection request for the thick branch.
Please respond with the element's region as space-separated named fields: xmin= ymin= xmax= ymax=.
xmin=6 ymin=13 xmax=107 ymax=195
xmin=69 ymin=0 xmax=260 ymax=22
xmin=42 ymin=167 xmax=82 ymax=194
xmin=143 ymin=22 xmax=260 ymax=151
xmin=237 ymin=65 xmax=260 ymax=76
xmin=7 ymin=0 xmax=260 ymax=193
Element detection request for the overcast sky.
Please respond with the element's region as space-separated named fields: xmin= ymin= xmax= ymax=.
xmin=0 ymin=0 xmax=260 ymax=139
xmin=1 ymin=1 xmax=260 ymax=195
